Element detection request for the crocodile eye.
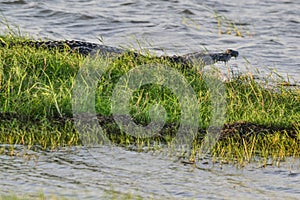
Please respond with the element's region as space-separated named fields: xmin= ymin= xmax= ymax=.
xmin=226 ymin=49 xmax=232 ymax=54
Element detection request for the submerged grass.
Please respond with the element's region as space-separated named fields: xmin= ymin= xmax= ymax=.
xmin=0 ymin=33 xmax=299 ymax=165
xmin=0 ymin=190 xmax=144 ymax=200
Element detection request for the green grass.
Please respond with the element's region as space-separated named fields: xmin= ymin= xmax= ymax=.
xmin=0 ymin=192 xmax=66 ymax=200
xmin=0 ymin=190 xmax=145 ymax=200
xmin=0 ymin=33 xmax=299 ymax=165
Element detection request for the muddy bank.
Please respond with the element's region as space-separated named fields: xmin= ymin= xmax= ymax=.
xmin=1 ymin=112 xmax=298 ymax=141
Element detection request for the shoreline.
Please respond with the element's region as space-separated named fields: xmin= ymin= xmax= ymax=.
xmin=1 ymin=112 xmax=298 ymax=140
xmin=0 ymin=34 xmax=299 ymax=165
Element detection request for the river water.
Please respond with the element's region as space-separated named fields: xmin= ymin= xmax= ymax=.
xmin=1 ymin=0 xmax=300 ymax=82
xmin=1 ymin=146 xmax=300 ymax=199
xmin=0 ymin=0 xmax=300 ymax=199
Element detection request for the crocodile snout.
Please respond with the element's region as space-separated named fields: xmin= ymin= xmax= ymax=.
xmin=226 ymin=49 xmax=239 ymax=58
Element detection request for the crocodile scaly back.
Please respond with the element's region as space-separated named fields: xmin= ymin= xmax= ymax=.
xmin=1 ymin=39 xmax=238 ymax=66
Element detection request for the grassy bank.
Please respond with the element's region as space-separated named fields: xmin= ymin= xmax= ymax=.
xmin=0 ymin=34 xmax=299 ymax=165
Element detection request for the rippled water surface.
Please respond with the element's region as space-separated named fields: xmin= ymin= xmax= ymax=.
xmin=1 ymin=0 xmax=300 ymax=199
xmin=1 ymin=146 xmax=300 ymax=199
xmin=1 ymin=0 xmax=300 ymax=81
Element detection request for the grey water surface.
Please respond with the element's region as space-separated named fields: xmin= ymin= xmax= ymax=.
xmin=1 ymin=146 xmax=300 ymax=199
xmin=0 ymin=0 xmax=300 ymax=199
xmin=1 ymin=0 xmax=299 ymax=82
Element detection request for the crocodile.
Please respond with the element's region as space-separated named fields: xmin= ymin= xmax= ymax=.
xmin=0 ymin=39 xmax=238 ymax=66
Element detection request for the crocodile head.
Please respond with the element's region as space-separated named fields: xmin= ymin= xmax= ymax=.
xmin=225 ymin=49 xmax=239 ymax=58
xmin=181 ymin=48 xmax=239 ymax=66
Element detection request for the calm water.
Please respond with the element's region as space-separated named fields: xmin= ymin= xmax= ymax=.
xmin=1 ymin=0 xmax=300 ymax=199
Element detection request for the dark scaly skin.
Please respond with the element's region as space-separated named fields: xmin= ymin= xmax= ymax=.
xmin=164 ymin=49 xmax=238 ymax=66
xmin=0 ymin=39 xmax=238 ymax=66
